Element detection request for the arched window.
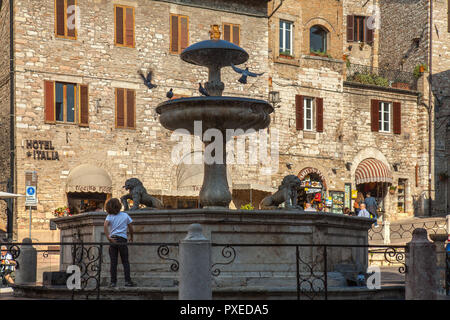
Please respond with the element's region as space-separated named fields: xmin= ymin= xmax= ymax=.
xmin=310 ymin=25 xmax=328 ymax=53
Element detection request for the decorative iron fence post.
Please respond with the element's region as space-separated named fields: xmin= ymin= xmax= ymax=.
xmin=406 ymin=228 xmax=437 ymax=300
xmin=179 ymin=224 xmax=212 ymax=300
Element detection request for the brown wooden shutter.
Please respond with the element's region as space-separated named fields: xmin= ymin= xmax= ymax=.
xmin=370 ymin=99 xmax=379 ymax=132
xmin=393 ymin=102 xmax=401 ymax=134
xmin=365 ymin=17 xmax=374 ymax=44
xmin=170 ymin=15 xmax=179 ymax=53
xmin=116 ymin=88 xmax=125 ymax=128
xmin=223 ymin=24 xmax=231 ymax=42
xmin=180 ymin=16 xmax=189 ymax=51
xmin=44 ymin=81 xmax=55 ymax=123
xmin=316 ymin=97 xmax=323 ymax=132
xmin=232 ymin=25 xmax=240 ymax=46
xmin=115 ymin=6 xmax=124 ymax=45
xmin=79 ymin=85 xmax=89 ymax=127
xmin=126 ymin=89 xmax=135 ymax=128
xmin=67 ymin=0 xmax=76 ymax=37
xmin=347 ymin=15 xmax=354 ymax=42
xmin=295 ymin=95 xmax=304 ymax=130
xmin=56 ymin=0 xmax=65 ymax=36
xmin=125 ymin=7 xmax=134 ymax=47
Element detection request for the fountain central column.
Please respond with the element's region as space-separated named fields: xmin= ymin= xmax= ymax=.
xmin=200 ymin=132 xmax=232 ymax=208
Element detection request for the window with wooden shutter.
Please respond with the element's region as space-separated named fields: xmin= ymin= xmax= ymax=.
xmin=170 ymin=14 xmax=189 ymax=54
xmin=79 ymin=85 xmax=89 ymax=127
xmin=44 ymin=81 xmax=56 ymax=123
xmin=365 ymin=17 xmax=374 ymax=44
xmin=393 ymin=102 xmax=401 ymax=134
xmin=115 ymin=5 xmax=135 ymax=47
xmin=316 ymin=97 xmax=324 ymax=132
xmin=370 ymin=99 xmax=379 ymax=132
xmin=115 ymin=88 xmax=135 ymax=129
xmin=346 ymin=15 xmax=354 ymax=42
xmin=44 ymin=80 xmax=87 ymax=125
xmin=55 ymin=0 xmax=77 ymax=39
xmin=223 ymin=23 xmax=240 ymax=46
xmin=295 ymin=95 xmax=304 ymax=130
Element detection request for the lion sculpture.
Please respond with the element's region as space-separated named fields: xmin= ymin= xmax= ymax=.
xmin=120 ymin=178 xmax=163 ymax=211
xmin=259 ymin=175 xmax=302 ymax=210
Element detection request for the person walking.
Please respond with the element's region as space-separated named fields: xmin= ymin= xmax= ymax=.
xmin=364 ymin=192 xmax=378 ymax=226
xmin=103 ymin=198 xmax=136 ymax=287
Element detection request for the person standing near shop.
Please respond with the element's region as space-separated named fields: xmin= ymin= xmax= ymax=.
xmin=364 ymin=192 xmax=378 ymax=226
xmin=354 ymin=192 xmax=364 ymax=215
xmin=103 ymin=198 xmax=136 ymax=287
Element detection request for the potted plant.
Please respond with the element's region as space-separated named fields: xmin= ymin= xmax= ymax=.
xmin=389 ymin=186 xmax=397 ymax=194
xmin=392 ymin=77 xmax=410 ymax=90
xmin=310 ymin=50 xmax=332 ymax=59
xmin=240 ymin=203 xmax=255 ymax=210
xmin=413 ymin=63 xmax=428 ymax=79
xmin=438 ymin=172 xmax=449 ymax=182
xmin=279 ymin=50 xmax=294 ymax=59
xmin=53 ymin=206 xmax=72 ymax=217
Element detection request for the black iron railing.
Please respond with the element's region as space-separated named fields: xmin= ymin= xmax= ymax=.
xmin=346 ymin=63 xmax=418 ymax=91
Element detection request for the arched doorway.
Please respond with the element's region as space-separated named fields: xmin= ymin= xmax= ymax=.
xmin=297 ymin=167 xmax=328 ymax=210
xmin=355 ymin=158 xmax=393 ymax=218
xmin=66 ymin=164 xmax=112 ymax=214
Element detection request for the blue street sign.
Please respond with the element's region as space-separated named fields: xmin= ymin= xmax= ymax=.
xmin=25 ymin=186 xmax=37 ymax=205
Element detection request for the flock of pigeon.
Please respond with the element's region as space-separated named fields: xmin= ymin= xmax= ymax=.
xmin=138 ymin=64 xmax=264 ymax=99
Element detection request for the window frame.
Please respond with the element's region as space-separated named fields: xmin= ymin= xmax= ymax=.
xmin=54 ymin=81 xmax=78 ymax=124
xmin=310 ymin=25 xmax=328 ymax=53
xmin=222 ymin=23 xmax=240 ymax=46
xmin=170 ymin=13 xmax=189 ymax=54
xmin=54 ymin=0 xmax=78 ymax=40
xmin=303 ymin=97 xmax=315 ymax=131
xmin=114 ymin=4 xmax=135 ymax=48
xmin=115 ymin=88 xmax=136 ymax=129
xmin=378 ymin=101 xmax=391 ymax=133
xmin=354 ymin=16 xmax=366 ymax=43
xmin=279 ymin=20 xmax=293 ymax=55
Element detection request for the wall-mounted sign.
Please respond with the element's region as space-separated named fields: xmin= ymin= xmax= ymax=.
xmin=25 ymin=140 xmax=60 ymax=161
xmin=25 ymin=186 xmax=37 ymax=206
xmin=73 ymin=185 xmax=113 ymax=193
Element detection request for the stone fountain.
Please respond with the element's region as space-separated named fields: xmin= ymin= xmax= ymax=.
xmin=156 ymin=39 xmax=273 ymax=208
xmin=38 ymin=36 xmax=381 ymax=300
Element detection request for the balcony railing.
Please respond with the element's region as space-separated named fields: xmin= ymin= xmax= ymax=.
xmin=346 ymin=63 xmax=418 ymax=91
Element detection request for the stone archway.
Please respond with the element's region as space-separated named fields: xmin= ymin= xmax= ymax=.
xmin=297 ymin=167 xmax=328 ymax=190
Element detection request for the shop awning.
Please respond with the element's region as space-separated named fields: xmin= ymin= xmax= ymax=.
xmin=148 ymin=189 xmax=199 ymax=198
xmin=355 ymin=158 xmax=393 ymax=185
xmin=66 ymin=164 xmax=112 ymax=193
xmin=232 ymin=184 xmax=276 ymax=193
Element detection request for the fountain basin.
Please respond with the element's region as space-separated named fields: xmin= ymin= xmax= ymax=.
xmin=156 ymin=96 xmax=273 ymax=134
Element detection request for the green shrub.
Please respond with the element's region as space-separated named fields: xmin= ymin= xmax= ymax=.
xmin=240 ymin=203 xmax=255 ymax=210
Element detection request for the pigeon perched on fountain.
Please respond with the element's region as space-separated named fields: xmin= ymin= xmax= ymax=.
xmin=166 ymin=88 xmax=173 ymax=99
xmin=138 ymin=70 xmax=157 ymax=89
xmin=230 ymin=63 xmax=264 ymax=84
xmin=198 ymin=83 xmax=210 ymax=96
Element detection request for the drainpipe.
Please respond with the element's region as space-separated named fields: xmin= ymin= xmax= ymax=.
xmin=268 ymin=0 xmax=284 ymax=19
xmin=428 ymin=0 xmax=433 ymax=217
xmin=7 ymin=0 xmax=15 ymax=239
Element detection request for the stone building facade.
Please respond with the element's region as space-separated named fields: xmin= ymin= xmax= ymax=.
xmin=0 ymin=0 xmax=447 ymax=242
xmin=0 ymin=0 xmax=271 ymax=241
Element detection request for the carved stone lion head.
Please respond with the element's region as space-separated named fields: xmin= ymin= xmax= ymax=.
xmin=123 ymin=178 xmax=144 ymax=191
xmin=279 ymin=175 xmax=302 ymax=191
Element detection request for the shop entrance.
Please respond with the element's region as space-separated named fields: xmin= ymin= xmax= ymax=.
xmin=68 ymin=192 xmax=109 ymax=214
xmin=356 ymin=182 xmax=387 ymax=214
xmin=297 ymin=168 xmax=327 ymax=211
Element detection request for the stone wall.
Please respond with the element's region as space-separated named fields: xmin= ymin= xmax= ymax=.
xmin=0 ymin=0 xmax=11 ymax=232
xmin=12 ymin=0 xmax=269 ymax=241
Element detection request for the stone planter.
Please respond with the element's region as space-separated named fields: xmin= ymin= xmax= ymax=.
xmin=279 ymin=54 xmax=294 ymax=59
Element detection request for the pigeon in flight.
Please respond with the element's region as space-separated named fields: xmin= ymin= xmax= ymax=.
xmin=230 ymin=63 xmax=264 ymax=84
xmin=166 ymin=88 xmax=173 ymax=99
xmin=138 ymin=70 xmax=157 ymax=89
xmin=198 ymin=83 xmax=210 ymax=96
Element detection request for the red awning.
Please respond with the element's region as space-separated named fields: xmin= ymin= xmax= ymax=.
xmin=355 ymin=158 xmax=393 ymax=185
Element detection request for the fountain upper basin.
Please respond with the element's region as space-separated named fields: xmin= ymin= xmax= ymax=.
xmin=156 ymin=96 xmax=274 ymax=134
